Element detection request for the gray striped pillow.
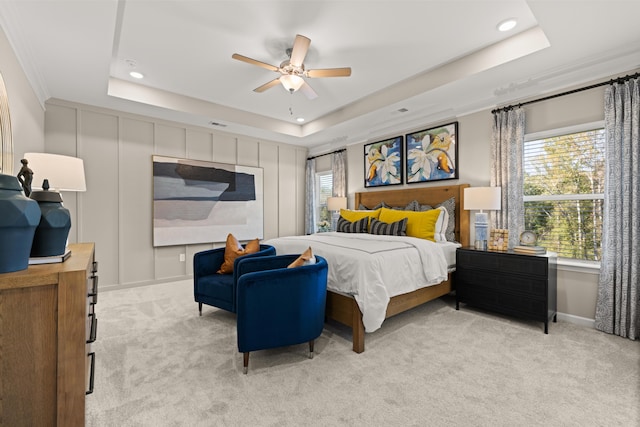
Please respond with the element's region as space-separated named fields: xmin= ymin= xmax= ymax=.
xmin=368 ymin=217 xmax=408 ymax=236
xmin=336 ymin=216 xmax=368 ymax=233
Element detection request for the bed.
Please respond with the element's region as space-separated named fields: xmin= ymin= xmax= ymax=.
xmin=267 ymin=183 xmax=470 ymax=353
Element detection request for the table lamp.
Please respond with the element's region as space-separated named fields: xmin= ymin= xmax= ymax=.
xmin=327 ymin=196 xmax=347 ymax=231
xmin=24 ymin=153 xmax=86 ymax=257
xmin=463 ymin=186 xmax=501 ymax=250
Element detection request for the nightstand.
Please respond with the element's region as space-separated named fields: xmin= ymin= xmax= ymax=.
xmin=455 ymin=247 xmax=557 ymax=333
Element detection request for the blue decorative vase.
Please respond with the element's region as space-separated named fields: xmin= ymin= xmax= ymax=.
xmin=30 ymin=183 xmax=71 ymax=257
xmin=0 ymin=174 xmax=41 ymax=273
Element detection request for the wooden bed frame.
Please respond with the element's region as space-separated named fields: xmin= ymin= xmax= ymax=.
xmin=325 ymin=183 xmax=470 ymax=353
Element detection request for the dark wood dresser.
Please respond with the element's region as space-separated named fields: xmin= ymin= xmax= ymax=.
xmin=455 ymin=247 xmax=557 ymax=333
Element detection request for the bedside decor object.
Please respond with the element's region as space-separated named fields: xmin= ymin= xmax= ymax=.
xmin=488 ymin=228 xmax=509 ymax=251
xmin=0 ymin=174 xmax=41 ymax=273
xmin=463 ymin=186 xmax=501 ymax=250
xmin=24 ymin=153 xmax=86 ymax=257
xmin=513 ymin=230 xmax=546 ymax=254
xmin=327 ymin=196 xmax=347 ymax=231
xmin=519 ymin=230 xmax=537 ymax=245
xmin=405 ymin=122 xmax=458 ymax=183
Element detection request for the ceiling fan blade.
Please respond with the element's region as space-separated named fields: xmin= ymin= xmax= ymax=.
xmin=289 ymin=34 xmax=311 ymax=67
xmin=306 ymin=67 xmax=352 ymax=78
xmin=232 ymin=53 xmax=279 ymax=72
xmin=254 ymin=78 xmax=281 ymax=93
xmin=299 ymin=81 xmax=318 ymax=100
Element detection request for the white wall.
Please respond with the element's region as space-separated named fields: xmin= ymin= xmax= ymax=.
xmin=0 ymin=26 xmax=44 ymax=172
xmin=44 ymin=99 xmax=306 ymax=290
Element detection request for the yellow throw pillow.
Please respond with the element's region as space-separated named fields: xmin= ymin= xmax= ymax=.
xmin=378 ymin=207 xmax=441 ymax=241
xmin=287 ymin=246 xmax=316 ymax=268
xmin=217 ymin=234 xmax=260 ymax=274
xmin=339 ymin=208 xmax=381 ymax=223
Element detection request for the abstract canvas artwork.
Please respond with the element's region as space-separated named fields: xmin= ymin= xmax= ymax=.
xmin=152 ymin=156 xmax=263 ymax=246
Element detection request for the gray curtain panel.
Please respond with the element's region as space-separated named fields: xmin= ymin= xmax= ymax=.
xmin=331 ymin=150 xmax=346 ymax=198
xmin=595 ymin=78 xmax=639 ymax=340
xmin=490 ymin=108 xmax=525 ymax=249
xmin=304 ymin=158 xmax=316 ymax=235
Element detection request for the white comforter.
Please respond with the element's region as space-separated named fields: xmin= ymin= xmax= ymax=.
xmin=264 ymin=232 xmax=449 ymax=332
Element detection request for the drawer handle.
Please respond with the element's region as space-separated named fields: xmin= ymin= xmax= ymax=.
xmin=86 ymin=352 xmax=96 ymax=395
xmin=87 ymin=312 xmax=97 ymax=344
xmin=92 ymin=261 xmax=99 ymax=274
xmin=88 ymin=275 xmax=98 ymax=304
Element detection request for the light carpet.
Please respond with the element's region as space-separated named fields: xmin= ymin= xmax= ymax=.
xmin=87 ymin=280 xmax=639 ymax=426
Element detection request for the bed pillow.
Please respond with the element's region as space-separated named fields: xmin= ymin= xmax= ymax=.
xmin=287 ymin=246 xmax=316 ymax=268
xmin=378 ymin=207 xmax=441 ymax=241
xmin=336 ymin=216 xmax=369 ymax=233
xmin=339 ymin=208 xmax=381 ymax=222
xmin=433 ymin=206 xmax=449 ymax=242
xmin=358 ymin=202 xmax=389 ymax=210
xmin=368 ymin=217 xmax=408 ymax=236
xmin=217 ymin=234 xmax=260 ymax=274
xmin=414 ymin=197 xmax=456 ymax=242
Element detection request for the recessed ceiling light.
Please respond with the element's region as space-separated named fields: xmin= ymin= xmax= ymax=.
xmin=296 ymin=117 xmax=305 ymax=123
xmin=497 ymin=18 xmax=517 ymax=32
xmin=129 ymin=71 xmax=144 ymax=79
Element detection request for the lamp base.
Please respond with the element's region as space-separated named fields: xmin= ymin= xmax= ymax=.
xmin=474 ymin=240 xmax=488 ymax=251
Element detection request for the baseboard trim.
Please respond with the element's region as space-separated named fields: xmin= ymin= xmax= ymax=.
xmin=557 ymin=312 xmax=595 ymax=328
xmin=100 ymin=276 xmax=193 ymax=293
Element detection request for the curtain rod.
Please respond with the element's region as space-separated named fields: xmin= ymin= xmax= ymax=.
xmin=307 ymin=148 xmax=346 ymax=161
xmin=491 ymin=71 xmax=640 ymax=114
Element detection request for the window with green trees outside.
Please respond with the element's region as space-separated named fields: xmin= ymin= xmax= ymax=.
xmin=523 ymin=124 xmax=605 ymax=262
xmin=316 ymin=171 xmax=333 ymax=232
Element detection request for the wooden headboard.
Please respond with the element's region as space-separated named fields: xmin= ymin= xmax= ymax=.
xmin=354 ymin=183 xmax=470 ymax=247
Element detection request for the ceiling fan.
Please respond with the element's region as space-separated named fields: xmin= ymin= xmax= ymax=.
xmin=232 ymin=34 xmax=351 ymax=100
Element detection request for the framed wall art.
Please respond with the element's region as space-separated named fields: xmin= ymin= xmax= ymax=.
xmin=152 ymin=155 xmax=263 ymax=246
xmin=405 ymin=121 xmax=458 ymax=183
xmin=364 ymin=136 xmax=403 ymax=188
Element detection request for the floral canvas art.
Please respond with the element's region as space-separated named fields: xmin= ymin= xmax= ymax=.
xmin=364 ymin=136 xmax=403 ymax=187
xmin=405 ymin=122 xmax=458 ymax=183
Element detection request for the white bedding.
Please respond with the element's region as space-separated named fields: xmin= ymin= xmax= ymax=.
xmin=264 ymin=232 xmax=451 ymax=332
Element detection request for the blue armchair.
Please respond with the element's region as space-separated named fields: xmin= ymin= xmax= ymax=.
xmin=235 ymin=254 xmax=328 ymax=374
xmin=193 ymin=244 xmax=275 ymax=315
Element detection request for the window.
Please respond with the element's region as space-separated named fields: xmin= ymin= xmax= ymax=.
xmin=523 ymin=123 xmax=605 ymax=261
xmin=316 ymin=171 xmax=333 ymax=232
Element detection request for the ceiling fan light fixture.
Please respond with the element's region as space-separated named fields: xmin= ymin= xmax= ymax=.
xmin=280 ymin=74 xmax=304 ymax=92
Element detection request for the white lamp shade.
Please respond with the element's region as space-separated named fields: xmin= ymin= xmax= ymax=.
xmin=463 ymin=187 xmax=501 ymax=211
xmin=24 ymin=153 xmax=86 ymax=191
xmin=327 ymin=196 xmax=347 ymax=211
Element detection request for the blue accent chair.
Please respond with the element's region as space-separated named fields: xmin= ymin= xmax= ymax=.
xmin=235 ymin=254 xmax=328 ymax=374
xmin=193 ymin=244 xmax=275 ymax=315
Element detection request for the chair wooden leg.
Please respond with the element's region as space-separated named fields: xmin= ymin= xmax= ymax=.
xmin=198 ymin=302 xmax=202 ymax=316
xmin=243 ymin=352 xmax=250 ymax=374
xmin=308 ymin=340 xmax=314 ymax=359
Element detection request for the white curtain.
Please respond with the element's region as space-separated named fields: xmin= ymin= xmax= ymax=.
xmin=331 ymin=150 xmax=346 ymax=197
xmin=304 ymin=158 xmax=316 ymax=235
xmin=595 ymin=78 xmax=640 ymax=340
xmin=490 ymin=108 xmax=525 ymax=249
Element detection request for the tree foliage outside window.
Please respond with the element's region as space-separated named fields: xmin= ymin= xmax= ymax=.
xmin=316 ymin=171 xmax=333 ymax=232
xmin=523 ymin=126 xmax=605 ymax=261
